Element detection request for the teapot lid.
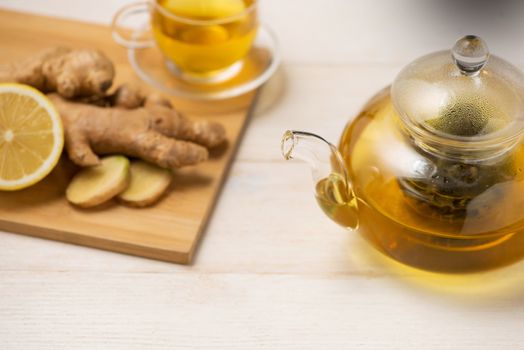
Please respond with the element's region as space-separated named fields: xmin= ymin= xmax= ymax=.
xmin=391 ymin=35 xmax=524 ymax=144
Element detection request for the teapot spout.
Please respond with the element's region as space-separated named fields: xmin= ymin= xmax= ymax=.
xmin=281 ymin=130 xmax=359 ymax=229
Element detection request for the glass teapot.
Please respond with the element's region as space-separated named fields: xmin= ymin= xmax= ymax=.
xmin=281 ymin=35 xmax=524 ymax=273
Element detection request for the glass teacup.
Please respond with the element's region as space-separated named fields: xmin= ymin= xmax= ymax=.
xmin=112 ymin=0 xmax=258 ymax=84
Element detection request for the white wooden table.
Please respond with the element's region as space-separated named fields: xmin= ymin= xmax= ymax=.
xmin=2 ymin=1 xmax=524 ymax=349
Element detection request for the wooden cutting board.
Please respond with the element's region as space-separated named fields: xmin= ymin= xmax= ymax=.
xmin=0 ymin=10 xmax=258 ymax=264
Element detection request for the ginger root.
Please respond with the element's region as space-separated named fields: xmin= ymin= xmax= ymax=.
xmin=48 ymin=93 xmax=226 ymax=169
xmin=110 ymin=83 xmax=145 ymax=109
xmin=0 ymin=47 xmax=115 ymax=98
xmin=1 ymin=47 xmax=227 ymax=170
xmin=79 ymin=83 xmax=146 ymax=108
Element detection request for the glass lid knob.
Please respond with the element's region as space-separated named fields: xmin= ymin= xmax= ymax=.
xmin=452 ymin=35 xmax=489 ymax=76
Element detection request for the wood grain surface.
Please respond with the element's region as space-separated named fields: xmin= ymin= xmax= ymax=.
xmin=0 ymin=9 xmax=257 ymax=264
xmin=2 ymin=1 xmax=524 ymax=349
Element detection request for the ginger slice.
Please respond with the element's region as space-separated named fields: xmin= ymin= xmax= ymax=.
xmin=66 ymin=155 xmax=130 ymax=208
xmin=117 ymin=160 xmax=172 ymax=207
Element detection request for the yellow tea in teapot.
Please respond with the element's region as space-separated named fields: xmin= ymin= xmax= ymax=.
xmin=334 ymin=90 xmax=524 ymax=273
xmin=152 ymin=0 xmax=258 ymax=75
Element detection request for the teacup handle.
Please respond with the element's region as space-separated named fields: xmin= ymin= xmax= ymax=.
xmin=111 ymin=1 xmax=155 ymax=49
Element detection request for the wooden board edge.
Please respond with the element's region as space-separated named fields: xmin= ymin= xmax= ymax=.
xmin=0 ymin=219 xmax=191 ymax=264
xmin=186 ymin=89 xmax=262 ymax=264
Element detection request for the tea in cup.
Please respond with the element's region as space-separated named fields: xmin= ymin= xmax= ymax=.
xmin=112 ymin=0 xmax=258 ymax=83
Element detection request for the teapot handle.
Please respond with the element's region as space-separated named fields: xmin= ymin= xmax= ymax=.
xmin=281 ymin=130 xmax=359 ymax=229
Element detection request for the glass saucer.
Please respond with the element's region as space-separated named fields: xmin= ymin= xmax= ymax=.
xmin=127 ymin=25 xmax=281 ymax=100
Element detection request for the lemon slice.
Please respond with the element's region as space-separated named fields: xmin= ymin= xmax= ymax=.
xmin=0 ymin=83 xmax=64 ymax=190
